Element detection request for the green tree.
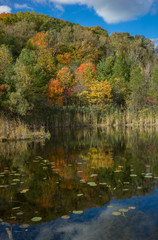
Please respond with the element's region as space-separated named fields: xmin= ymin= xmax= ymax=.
xmin=129 ymin=66 xmax=148 ymax=111
xmin=0 ymin=44 xmax=13 ymax=79
xmin=97 ymin=56 xmax=115 ymax=82
xmin=148 ymin=65 xmax=158 ymax=107
xmin=7 ymin=49 xmax=47 ymax=115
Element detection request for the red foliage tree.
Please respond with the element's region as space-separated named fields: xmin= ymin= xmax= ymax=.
xmin=75 ymin=63 xmax=96 ymax=82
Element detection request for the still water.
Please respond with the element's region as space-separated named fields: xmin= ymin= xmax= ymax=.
xmin=0 ymin=127 xmax=158 ymax=240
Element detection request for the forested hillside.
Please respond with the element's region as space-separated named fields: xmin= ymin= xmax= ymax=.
xmin=0 ymin=11 xmax=158 ymax=117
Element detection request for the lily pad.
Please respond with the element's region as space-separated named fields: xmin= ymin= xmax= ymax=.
xmin=0 ymin=218 xmax=3 ymax=222
xmin=12 ymin=207 xmax=20 ymax=210
xmin=77 ymin=193 xmax=83 ymax=197
xmin=87 ymin=182 xmax=97 ymax=187
xmin=19 ymin=224 xmax=29 ymax=228
xmin=119 ymin=208 xmax=128 ymax=212
xmin=0 ymin=185 xmax=8 ymax=188
xmin=20 ymin=189 xmax=29 ymax=194
xmin=80 ymin=179 xmax=86 ymax=183
xmin=144 ymin=175 xmax=152 ymax=178
xmin=118 ymin=165 xmax=123 ymax=168
xmin=130 ymin=174 xmax=137 ymax=177
xmin=99 ymin=182 xmax=107 ymax=185
xmin=107 ymin=205 xmax=113 ymax=208
xmin=31 ymin=217 xmax=42 ymax=222
xmin=61 ymin=215 xmax=70 ymax=219
xmin=112 ymin=212 xmax=121 ymax=216
xmin=90 ymin=174 xmax=98 ymax=177
xmin=128 ymin=206 xmax=136 ymax=210
xmin=73 ymin=210 xmax=83 ymax=214
xmin=16 ymin=212 xmax=24 ymax=216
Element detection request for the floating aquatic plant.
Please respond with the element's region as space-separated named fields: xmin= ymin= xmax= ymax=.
xmin=77 ymin=193 xmax=83 ymax=197
xmin=61 ymin=215 xmax=70 ymax=219
xmin=130 ymin=174 xmax=137 ymax=177
xmin=31 ymin=217 xmax=42 ymax=222
xmin=73 ymin=210 xmax=83 ymax=214
xmin=87 ymin=182 xmax=97 ymax=186
xmin=112 ymin=212 xmax=121 ymax=216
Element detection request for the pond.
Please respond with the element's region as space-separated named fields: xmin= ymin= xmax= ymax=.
xmin=0 ymin=127 xmax=158 ymax=240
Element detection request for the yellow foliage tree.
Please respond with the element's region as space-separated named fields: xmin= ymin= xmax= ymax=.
xmin=77 ymin=80 xmax=112 ymax=105
xmin=36 ymin=49 xmax=56 ymax=77
xmin=56 ymin=52 xmax=73 ymax=66
xmin=75 ymin=63 xmax=112 ymax=105
xmin=57 ymin=67 xmax=74 ymax=88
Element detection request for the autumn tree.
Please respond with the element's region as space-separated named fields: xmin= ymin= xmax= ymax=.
xmin=74 ymin=63 xmax=111 ymax=106
xmin=75 ymin=63 xmax=96 ymax=82
xmin=56 ymin=52 xmax=73 ymax=66
xmin=57 ymin=67 xmax=74 ymax=88
xmin=30 ymin=32 xmax=50 ymax=50
xmin=47 ymin=79 xmax=63 ymax=105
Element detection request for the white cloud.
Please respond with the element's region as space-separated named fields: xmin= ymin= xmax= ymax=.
xmin=0 ymin=5 xmax=11 ymax=13
xmin=14 ymin=3 xmax=33 ymax=10
xmin=54 ymin=4 xmax=64 ymax=12
xmin=49 ymin=0 xmax=156 ymax=23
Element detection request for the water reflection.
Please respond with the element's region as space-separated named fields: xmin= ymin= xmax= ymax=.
xmin=0 ymin=127 xmax=158 ymax=239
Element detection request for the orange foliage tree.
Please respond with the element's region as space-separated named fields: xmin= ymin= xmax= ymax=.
xmin=47 ymin=79 xmax=63 ymax=105
xmin=56 ymin=52 xmax=73 ymax=66
xmin=75 ymin=63 xmax=96 ymax=82
xmin=0 ymin=13 xmax=13 ymax=18
xmin=56 ymin=67 xmax=75 ymax=104
xmin=0 ymin=84 xmax=9 ymax=97
xmin=30 ymin=32 xmax=50 ymax=50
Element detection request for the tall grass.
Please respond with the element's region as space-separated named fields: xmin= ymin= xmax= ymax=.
xmin=0 ymin=114 xmax=50 ymax=141
xmin=34 ymin=106 xmax=158 ymax=129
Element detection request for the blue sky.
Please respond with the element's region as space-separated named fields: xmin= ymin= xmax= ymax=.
xmin=1 ymin=0 xmax=158 ymax=42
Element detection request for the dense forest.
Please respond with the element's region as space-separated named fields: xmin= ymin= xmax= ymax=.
xmin=0 ymin=11 xmax=158 ymax=120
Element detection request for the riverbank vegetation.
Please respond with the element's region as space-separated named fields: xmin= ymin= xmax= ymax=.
xmin=0 ymin=12 xmax=158 ymax=128
xmin=0 ymin=114 xmax=50 ymax=141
